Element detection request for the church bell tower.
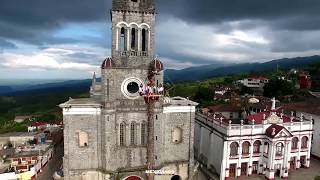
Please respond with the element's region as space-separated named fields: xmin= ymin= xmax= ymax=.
xmin=60 ymin=0 xmax=197 ymax=180
xmin=111 ymin=0 xmax=156 ymax=68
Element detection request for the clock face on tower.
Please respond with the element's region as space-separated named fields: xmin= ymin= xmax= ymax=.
xmin=121 ymin=77 xmax=143 ymax=99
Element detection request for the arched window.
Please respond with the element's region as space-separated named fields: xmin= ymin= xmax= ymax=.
xmin=120 ymin=123 xmax=126 ymax=146
xmin=120 ymin=27 xmax=126 ymax=51
xmin=253 ymin=140 xmax=261 ymax=153
xmin=242 ymin=141 xmax=250 ymax=155
xmin=276 ymin=143 xmax=284 ymax=156
xmin=291 ymin=137 xmax=299 ymax=150
xmin=264 ymin=142 xmax=269 ymax=154
xmin=131 ymin=28 xmax=137 ymax=50
xmin=78 ymin=131 xmax=88 ymax=147
xmin=230 ymin=142 xmax=239 ymax=156
xmin=301 ymin=136 xmax=308 ymax=148
xmin=142 ymin=29 xmax=147 ymax=51
xmin=141 ymin=122 xmax=146 ymax=145
xmin=124 ymin=176 xmax=142 ymax=180
xmin=171 ymin=175 xmax=181 ymax=180
xmin=172 ymin=127 xmax=182 ymax=144
xmin=130 ymin=122 xmax=137 ymax=145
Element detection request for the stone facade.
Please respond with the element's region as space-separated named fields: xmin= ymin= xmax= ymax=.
xmin=59 ymin=0 xmax=198 ymax=180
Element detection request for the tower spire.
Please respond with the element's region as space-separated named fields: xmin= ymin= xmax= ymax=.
xmin=92 ymin=72 xmax=96 ymax=86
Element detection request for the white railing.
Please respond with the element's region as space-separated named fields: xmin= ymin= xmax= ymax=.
xmin=118 ymin=51 xmax=148 ymax=57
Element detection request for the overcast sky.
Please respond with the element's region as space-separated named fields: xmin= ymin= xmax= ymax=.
xmin=1 ymin=0 xmax=320 ymax=79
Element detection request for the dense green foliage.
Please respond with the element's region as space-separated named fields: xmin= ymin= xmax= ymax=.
xmin=0 ymin=90 xmax=89 ymax=134
xmin=168 ymin=75 xmax=241 ymax=107
xmin=263 ymin=78 xmax=295 ymax=99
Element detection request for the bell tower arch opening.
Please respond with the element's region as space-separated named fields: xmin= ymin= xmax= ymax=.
xmin=120 ymin=27 xmax=127 ymax=51
xmin=111 ymin=0 xmax=155 ymax=65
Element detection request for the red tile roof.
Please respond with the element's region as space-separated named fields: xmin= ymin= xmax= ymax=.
xmin=101 ymin=57 xmax=114 ymax=69
xmin=31 ymin=122 xmax=48 ymax=127
xmin=246 ymin=110 xmax=299 ymax=124
xmin=282 ymin=99 xmax=320 ymax=115
xmin=247 ymin=76 xmax=269 ymax=81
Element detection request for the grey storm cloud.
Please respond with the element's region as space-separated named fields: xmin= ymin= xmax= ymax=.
xmin=1 ymin=0 xmax=320 ymax=39
xmin=157 ymin=0 xmax=320 ymax=30
xmin=0 ymin=0 xmax=111 ymax=46
xmin=1 ymin=0 xmax=320 ymax=68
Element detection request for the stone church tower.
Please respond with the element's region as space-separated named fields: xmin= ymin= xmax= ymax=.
xmin=59 ymin=0 xmax=198 ymax=180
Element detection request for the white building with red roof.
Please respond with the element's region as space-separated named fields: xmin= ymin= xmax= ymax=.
xmin=195 ymin=98 xmax=313 ymax=180
xmin=237 ymin=77 xmax=269 ymax=88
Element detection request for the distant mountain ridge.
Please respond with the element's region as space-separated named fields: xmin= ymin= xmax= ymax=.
xmin=0 ymin=79 xmax=92 ymax=96
xmin=0 ymin=55 xmax=319 ymax=96
xmin=165 ymin=55 xmax=320 ymax=82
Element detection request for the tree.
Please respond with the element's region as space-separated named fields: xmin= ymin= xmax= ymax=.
xmin=239 ymin=86 xmax=254 ymax=95
xmin=264 ymin=78 xmax=294 ymax=99
xmin=39 ymin=114 xmax=56 ymax=123
xmin=193 ymin=86 xmax=215 ymax=107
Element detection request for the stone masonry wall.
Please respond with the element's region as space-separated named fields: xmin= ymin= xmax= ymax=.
xmin=63 ymin=114 xmax=101 ymax=180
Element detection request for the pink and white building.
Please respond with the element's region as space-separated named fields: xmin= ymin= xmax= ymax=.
xmin=194 ymin=98 xmax=313 ymax=180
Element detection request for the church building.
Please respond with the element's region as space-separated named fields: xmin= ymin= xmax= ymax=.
xmin=59 ymin=0 xmax=198 ymax=180
xmin=195 ymin=98 xmax=313 ymax=180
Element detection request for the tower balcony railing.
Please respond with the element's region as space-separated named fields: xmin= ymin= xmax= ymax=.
xmin=118 ymin=50 xmax=148 ymax=57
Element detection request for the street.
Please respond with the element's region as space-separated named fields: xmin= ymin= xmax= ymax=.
xmin=37 ymin=142 xmax=63 ymax=180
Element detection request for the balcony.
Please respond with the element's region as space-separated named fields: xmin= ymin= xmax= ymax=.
xmin=253 ymin=152 xmax=261 ymax=157
xmin=301 ymin=146 xmax=309 ymax=152
xmin=275 ymin=154 xmax=283 ymax=160
xmin=291 ymin=148 xmax=299 ymax=153
xmin=229 ymin=154 xmax=239 ymax=159
xmin=241 ymin=153 xmax=250 ymax=158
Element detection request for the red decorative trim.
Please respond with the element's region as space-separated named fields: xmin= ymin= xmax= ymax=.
xmin=225 ymin=178 xmax=229 ymax=180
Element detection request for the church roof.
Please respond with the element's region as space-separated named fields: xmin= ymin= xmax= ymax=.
xmin=246 ymin=111 xmax=300 ymax=124
xmin=59 ymin=98 xmax=101 ymax=108
xmin=163 ymin=96 xmax=198 ymax=106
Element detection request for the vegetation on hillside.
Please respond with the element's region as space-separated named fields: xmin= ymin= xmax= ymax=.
xmin=0 ymin=90 xmax=89 ymax=134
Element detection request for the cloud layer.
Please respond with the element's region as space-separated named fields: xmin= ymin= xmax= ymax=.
xmin=0 ymin=0 xmax=320 ymax=79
